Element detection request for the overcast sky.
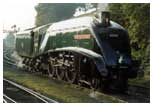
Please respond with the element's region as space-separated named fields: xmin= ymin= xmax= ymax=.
xmin=0 ymin=1 xmax=37 ymax=37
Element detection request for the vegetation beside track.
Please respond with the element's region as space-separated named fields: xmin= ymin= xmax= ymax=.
xmin=109 ymin=4 xmax=150 ymax=88
xmin=3 ymin=67 xmax=124 ymax=103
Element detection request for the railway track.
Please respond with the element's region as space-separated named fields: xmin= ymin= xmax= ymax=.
xmin=108 ymin=86 xmax=150 ymax=103
xmin=3 ymin=48 xmax=150 ymax=103
xmin=3 ymin=78 xmax=58 ymax=103
xmin=3 ymin=94 xmax=16 ymax=103
xmin=3 ymin=49 xmax=16 ymax=66
xmin=114 ymin=94 xmax=149 ymax=103
xmin=126 ymin=85 xmax=150 ymax=102
xmin=128 ymin=85 xmax=150 ymax=98
xmin=3 ymin=49 xmax=58 ymax=103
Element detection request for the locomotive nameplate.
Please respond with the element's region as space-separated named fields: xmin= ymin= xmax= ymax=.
xmin=74 ymin=34 xmax=91 ymax=40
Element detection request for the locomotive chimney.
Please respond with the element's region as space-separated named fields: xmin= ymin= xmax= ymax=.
xmin=101 ymin=11 xmax=110 ymax=27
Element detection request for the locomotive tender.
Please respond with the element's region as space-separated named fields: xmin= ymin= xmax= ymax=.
xmin=15 ymin=12 xmax=139 ymax=92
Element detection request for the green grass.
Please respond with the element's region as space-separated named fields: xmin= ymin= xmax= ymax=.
xmin=3 ymin=67 xmax=124 ymax=103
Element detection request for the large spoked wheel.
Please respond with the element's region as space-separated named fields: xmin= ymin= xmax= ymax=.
xmin=47 ymin=60 xmax=56 ymax=78
xmin=56 ymin=65 xmax=65 ymax=80
xmin=88 ymin=62 xmax=100 ymax=89
xmin=91 ymin=77 xmax=100 ymax=89
xmin=65 ymin=55 xmax=78 ymax=83
xmin=65 ymin=68 xmax=77 ymax=83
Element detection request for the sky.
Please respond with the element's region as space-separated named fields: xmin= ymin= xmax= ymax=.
xmin=0 ymin=1 xmax=37 ymax=38
xmin=0 ymin=0 xmax=150 ymax=38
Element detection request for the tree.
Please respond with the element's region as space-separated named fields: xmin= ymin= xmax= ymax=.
xmin=35 ymin=3 xmax=85 ymax=26
xmin=108 ymin=3 xmax=150 ymax=67
xmin=108 ymin=3 xmax=127 ymax=26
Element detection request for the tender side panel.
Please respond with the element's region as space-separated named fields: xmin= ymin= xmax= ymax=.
xmin=16 ymin=34 xmax=33 ymax=57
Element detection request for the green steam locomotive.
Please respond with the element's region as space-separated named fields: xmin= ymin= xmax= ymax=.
xmin=15 ymin=12 xmax=139 ymax=92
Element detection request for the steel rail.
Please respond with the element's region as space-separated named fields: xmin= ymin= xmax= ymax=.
xmin=3 ymin=94 xmax=16 ymax=103
xmin=4 ymin=78 xmax=58 ymax=103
